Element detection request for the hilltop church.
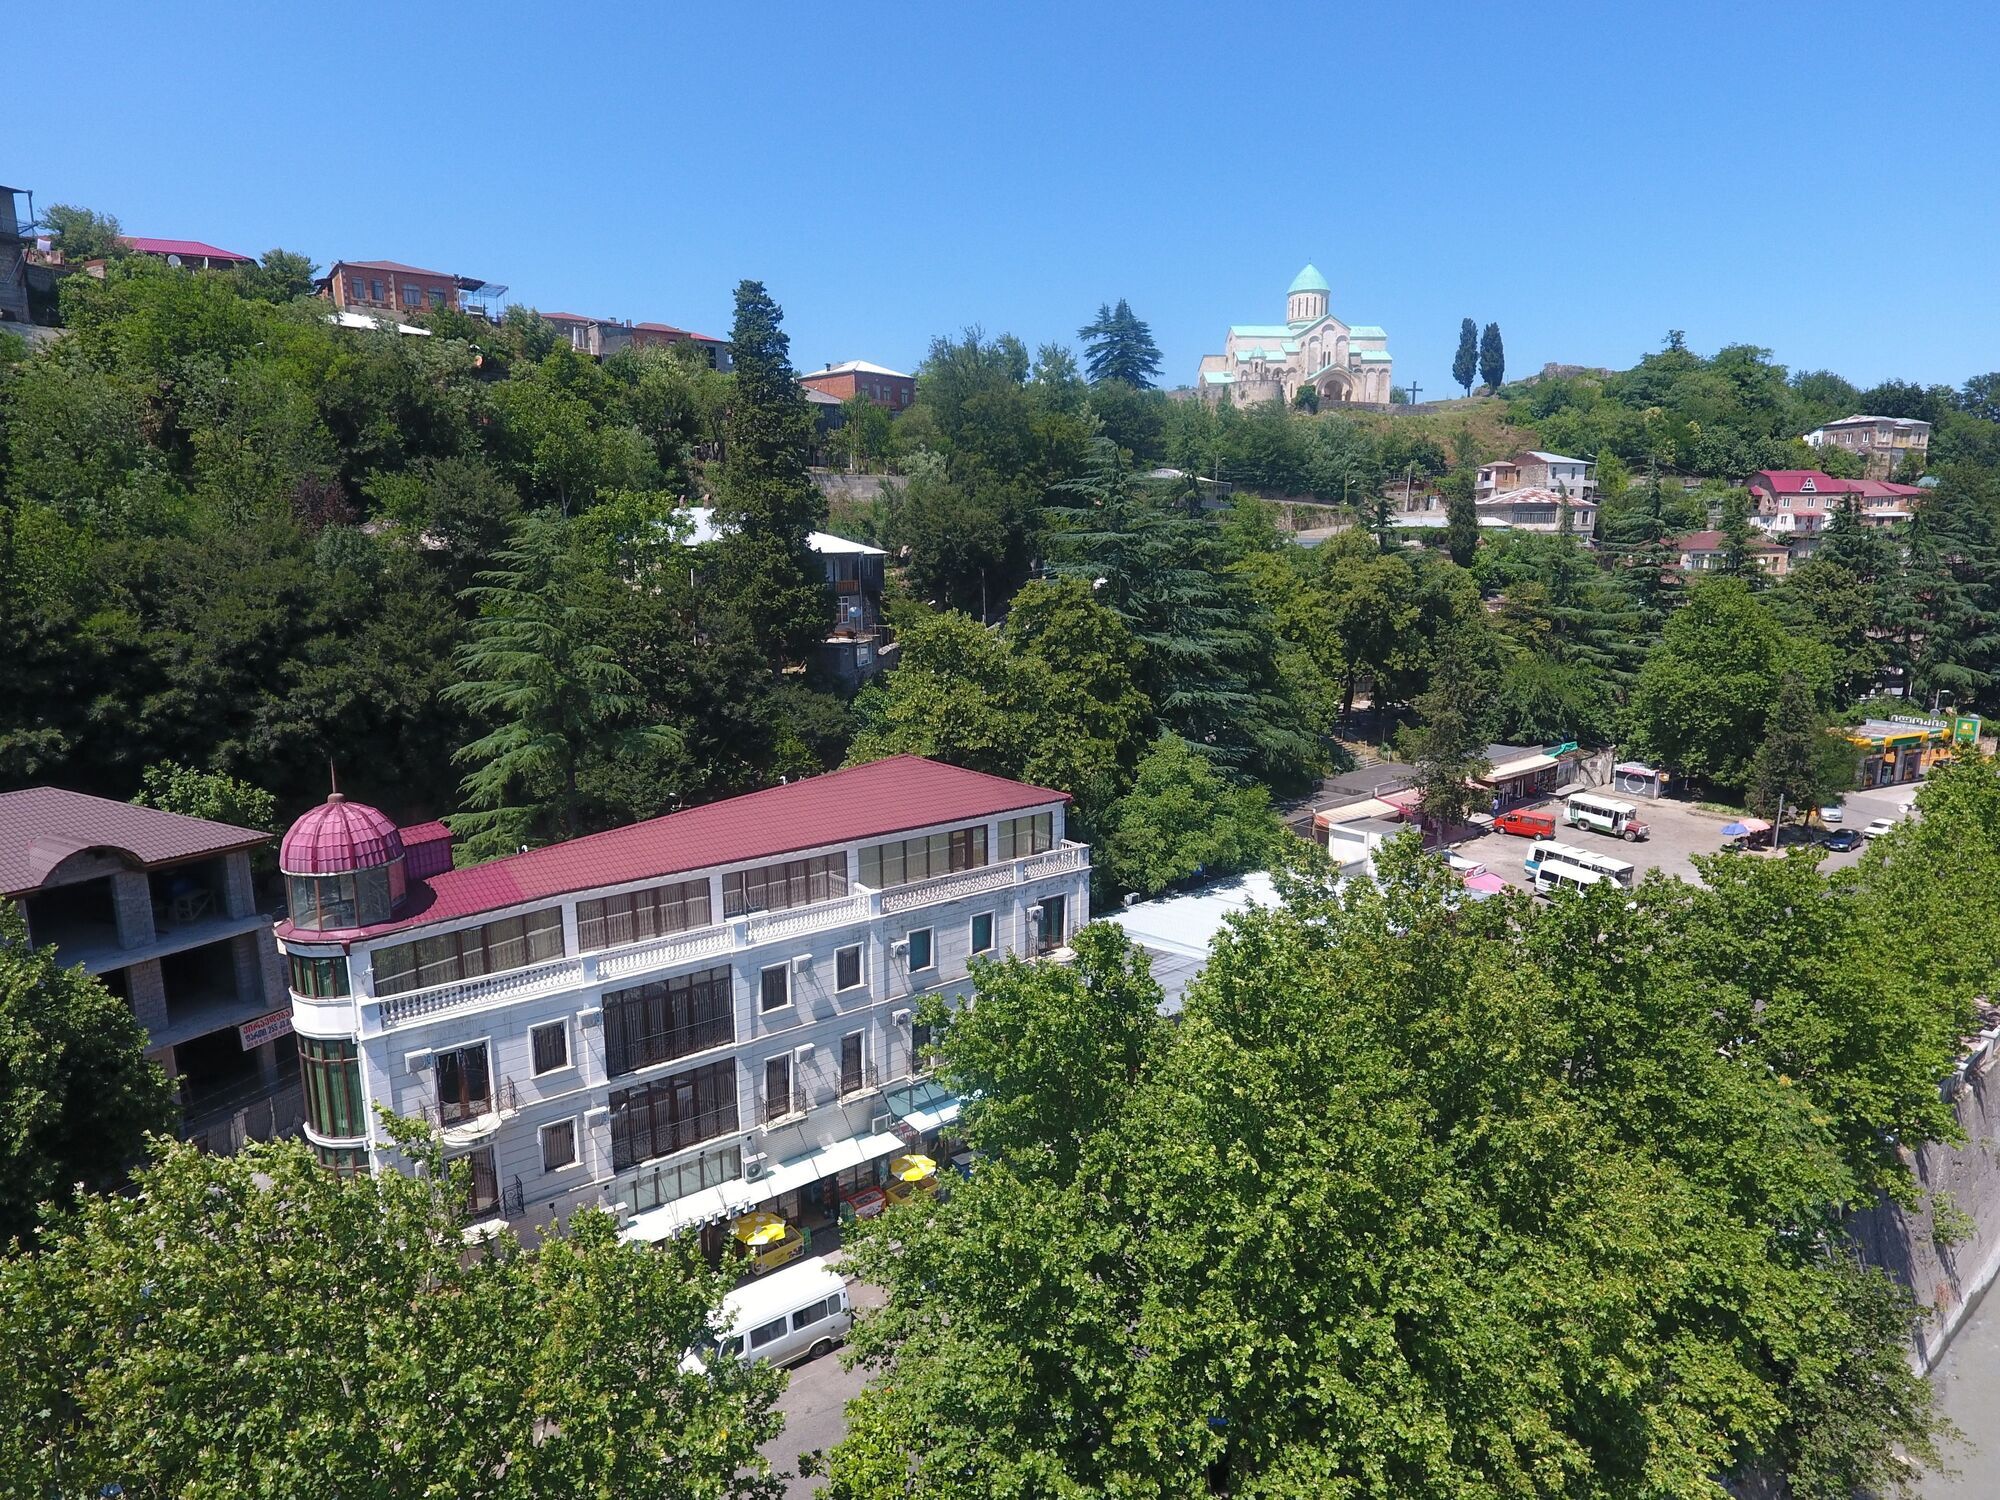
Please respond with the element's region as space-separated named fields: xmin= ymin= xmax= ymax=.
xmin=1196 ymin=263 xmax=1393 ymax=407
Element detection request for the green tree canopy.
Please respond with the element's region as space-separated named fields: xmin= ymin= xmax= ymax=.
xmin=1478 ymin=320 xmax=1505 ymax=390
xmin=1076 ymin=299 xmax=1164 ymax=388
xmin=0 ymin=1128 xmax=787 ymax=1496
xmin=1452 ymin=316 xmax=1479 ymax=396
xmin=0 ymin=905 xmax=178 ymax=1248
xmin=1100 ymin=734 xmax=1280 ymax=898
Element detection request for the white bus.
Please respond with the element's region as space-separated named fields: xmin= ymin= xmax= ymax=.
xmin=1563 ymin=791 xmax=1650 ymax=842
xmin=683 ymin=1257 xmax=852 ymax=1372
xmin=1524 ymin=840 xmax=1637 ymax=893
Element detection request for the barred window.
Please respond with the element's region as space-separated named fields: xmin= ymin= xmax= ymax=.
xmin=609 ymin=1060 xmax=739 ymax=1171
xmin=603 ymin=966 xmax=734 ymax=1078
xmin=577 ymin=879 xmax=711 ymax=951
xmin=541 ymin=1119 xmax=578 ymax=1173
xmin=531 ymin=1021 xmax=569 ymax=1075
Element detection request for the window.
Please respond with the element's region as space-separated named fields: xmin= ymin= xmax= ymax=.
xmin=1034 ymin=895 xmax=1067 ymax=956
xmin=609 ymin=1059 xmax=738 ymax=1170
xmin=836 ymin=944 xmax=863 ymax=991
xmin=371 ymin=908 xmax=564 ymax=997
xmin=428 ymin=287 xmax=445 ymax=308
xmin=604 ymin=966 xmax=734 ymax=1077
xmin=541 ymin=1118 xmax=578 ymax=1173
xmin=461 ymin=1146 xmax=500 ymax=1216
xmin=912 ymin=1020 xmax=934 ymax=1071
xmin=998 ymin=813 xmax=1055 ymax=861
xmin=288 ymin=953 xmax=351 ymax=998
xmin=760 ymin=963 xmax=791 ymax=1013
xmin=764 ymin=1055 xmax=793 ymax=1122
xmin=577 ymin=879 xmax=711 ymax=951
xmin=628 ymin=1144 xmax=741 ymax=1212
xmin=749 ymin=1316 xmax=789 ymax=1351
xmin=347 ymin=273 xmax=367 ymax=302
xmin=907 ymin=928 xmax=934 ymax=973
xmin=313 ymin=1142 xmax=368 ymax=1180
xmin=722 ymin=854 xmax=848 ymax=917
xmin=531 ymin=1021 xmax=570 ymax=1076
xmin=370 ymin=279 xmax=385 ymax=301
xmin=435 ymin=1042 xmax=493 ymax=1126
xmin=839 ymin=1032 xmax=864 ymax=1096
xmin=402 ymin=282 xmax=422 ymax=307
xmin=970 ymin=913 xmax=994 ymax=955
xmin=792 ymin=1296 xmax=835 ymax=1331
xmin=860 ymin=827 xmax=987 ymax=890
xmin=298 ymin=1037 xmax=366 ymax=1138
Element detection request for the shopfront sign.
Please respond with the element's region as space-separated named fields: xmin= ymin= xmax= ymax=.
xmin=238 ymin=1008 xmax=295 ymax=1051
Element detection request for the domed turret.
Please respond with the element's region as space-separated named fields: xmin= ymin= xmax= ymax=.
xmin=1287 ymin=262 xmax=1329 ymax=324
xmin=282 ymin=791 xmax=407 ymax=930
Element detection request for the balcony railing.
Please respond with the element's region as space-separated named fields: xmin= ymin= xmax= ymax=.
xmin=369 ymin=841 xmax=1090 ymax=1033
xmin=420 ymin=1076 xmax=519 ymax=1130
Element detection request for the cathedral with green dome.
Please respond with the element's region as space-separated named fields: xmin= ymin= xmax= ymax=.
xmin=1195 ymin=262 xmax=1394 ymax=407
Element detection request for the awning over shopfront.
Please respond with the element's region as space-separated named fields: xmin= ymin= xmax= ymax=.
xmin=1481 ymin=752 xmax=1559 ymax=784
xmin=618 ymin=1129 xmax=906 ymax=1245
xmin=884 ymin=1078 xmax=963 ymax=1135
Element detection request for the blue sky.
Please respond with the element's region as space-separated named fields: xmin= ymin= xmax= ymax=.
xmin=14 ymin=1 xmax=1999 ymax=395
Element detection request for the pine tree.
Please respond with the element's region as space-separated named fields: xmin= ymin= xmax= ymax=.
xmin=444 ymin=513 xmax=681 ymax=857
xmin=1746 ymin=670 xmax=1852 ymax=825
xmin=1444 ymin=482 xmax=1479 ymax=567
xmin=1719 ymin=489 xmax=1757 ymax=580
xmin=1048 ymin=441 xmax=1314 ymax=783
xmin=1400 ymin=622 xmax=1496 ymax=839
xmin=1452 ymin=318 xmax=1478 ymax=397
xmin=710 ymin=280 xmax=831 ymax=670
xmin=1478 ymin=322 xmax=1505 ymax=391
xmin=1077 ymin=300 xmax=1164 ymax=388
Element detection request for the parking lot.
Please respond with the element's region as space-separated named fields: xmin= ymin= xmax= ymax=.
xmin=1454 ymin=781 xmax=1924 ymax=893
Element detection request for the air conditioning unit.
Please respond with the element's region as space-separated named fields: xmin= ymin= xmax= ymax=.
xmin=892 ymin=1008 xmax=911 ymax=1025
xmin=404 ymin=1049 xmax=433 ymax=1074
xmin=791 ymin=953 xmax=813 ymax=971
xmin=744 ymin=1152 xmax=769 ymax=1181
xmin=891 ymin=937 xmax=910 ymax=955
xmin=794 ymin=1042 xmax=815 ymax=1060
xmin=870 ymin=1112 xmax=894 ymax=1134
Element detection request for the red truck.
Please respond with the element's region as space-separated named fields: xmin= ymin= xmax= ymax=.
xmin=1493 ymin=809 xmax=1558 ymax=839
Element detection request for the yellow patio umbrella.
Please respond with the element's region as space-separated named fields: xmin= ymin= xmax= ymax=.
xmin=731 ymin=1210 xmax=789 ymax=1247
xmin=889 ymin=1153 xmax=937 ymax=1183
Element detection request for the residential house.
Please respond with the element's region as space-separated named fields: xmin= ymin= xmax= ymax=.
xmin=274 ymin=758 xmax=1089 ymax=1245
xmin=540 ymin=311 xmax=731 ymax=369
xmin=1 ymin=788 xmax=296 ymax=1152
xmin=800 ymin=360 xmax=915 ymax=411
xmin=1746 ymin=469 xmax=1851 ymax=544
xmin=317 ymin=259 xmax=503 ymax=321
xmin=1475 ymin=450 xmax=1596 ymax=503
xmin=1475 ymin=486 xmax=1598 ymax=537
xmin=1673 ymin=529 xmax=1790 ymax=577
xmin=683 ymin=507 xmax=890 ymax=685
xmin=120 ymin=236 xmax=253 ymax=270
xmin=1803 ymin=414 xmax=1931 ymax=479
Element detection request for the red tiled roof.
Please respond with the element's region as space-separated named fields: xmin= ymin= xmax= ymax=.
xmin=277 ymin=756 xmax=1068 ymax=943
xmin=1851 ymin=479 xmax=1925 ymax=499
xmin=538 ymin=310 xmax=596 ymax=324
xmin=1750 ymin=470 xmax=1861 ymax=496
xmin=121 ymin=236 xmax=253 ymax=264
xmin=1676 ymin=530 xmax=1785 ymax=552
xmin=634 ymin=321 xmax=725 ymax=342
xmin=281 ymin=794 xmax=404 ymax=875
xmin=333 ymin=259 xmax=455 ymax=279
xmin=0 ymin=787 xmax=268 ymax=898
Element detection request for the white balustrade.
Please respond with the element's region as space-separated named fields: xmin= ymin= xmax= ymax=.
xmin=744 ymin=890 xmax=872 ymax=944
xmin=377 ymin=953 xmax=585 ymax=1028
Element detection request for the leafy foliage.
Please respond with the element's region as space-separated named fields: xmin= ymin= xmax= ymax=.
xmin=1100 ymin=735 xmax=1281 ymax=897
xmin=1076 ymin=298 xmax=1164 ymax=388
xmin=0 ymin=1126 xmax=787 ymax=1496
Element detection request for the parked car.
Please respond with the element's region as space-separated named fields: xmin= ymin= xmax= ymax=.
xmin=1863 ymin=817 xmax=1897 ymax=839
xmin=1493 ymin=809 xmax=1557 ymax=839
xmin=1818 ymin=804 xmax=1844 ymax=824
xmin=1822 ymin=829 xmax=1861 ymax=852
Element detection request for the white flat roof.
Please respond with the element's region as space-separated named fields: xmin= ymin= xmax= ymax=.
xmin=681 ymin=506 xmax=886 ymax=556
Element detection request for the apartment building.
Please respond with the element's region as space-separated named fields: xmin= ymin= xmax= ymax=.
xmin=1673 ymin=529 xmax=1790 ymax=577
xmin=1803 ymin=414 xmax=1930 ymax=479
xmin=1 ymin=788 xmax=295 ymax=1150
xmin=316 ymin=259 xmax=503 ymax=320
xmin=1474 ymin=450 xmax=1596 ymax=502
xmin=799 ymin=360 xmax=915 ymax=411
xmin=274 ymin=757 xmax=1088 ymax=1249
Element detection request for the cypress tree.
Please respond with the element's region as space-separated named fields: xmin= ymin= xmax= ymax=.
xmin=1452 ymin=318 xmax=1478 ymax=397
xmin=711 ymin=280 xmax=831 ymax=671
xmin=1478 ymin=322 xmax=1505 ymax=391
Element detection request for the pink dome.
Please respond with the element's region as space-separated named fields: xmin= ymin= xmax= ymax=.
xmin=281 ymin=793 xmax=404 ymax=875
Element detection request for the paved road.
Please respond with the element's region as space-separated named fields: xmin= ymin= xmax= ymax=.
xmin=760 ymin=1273 xmax=881 ymax=1499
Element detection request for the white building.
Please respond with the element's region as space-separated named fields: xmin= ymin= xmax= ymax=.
xmin=1474 ymin=451 xmax=1596 ymax=503
xmin=1802 ymin=415 xmax=1930 ymax=479
xmin=274 ymin=757 xmax=1088 ymax=1247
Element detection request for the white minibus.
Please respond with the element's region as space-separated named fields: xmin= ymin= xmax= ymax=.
xmin=1524 ymin=839 xmax=1637 ymax=891
xmin=684 ymin=1256 xmax=852 ymax=1371
xmin=1564 ymin=791 xmax=1650 ymax=842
